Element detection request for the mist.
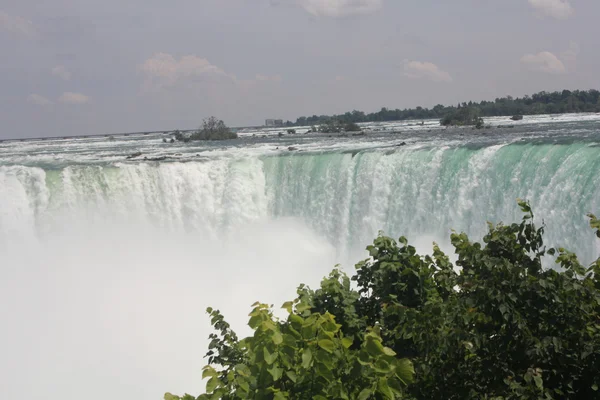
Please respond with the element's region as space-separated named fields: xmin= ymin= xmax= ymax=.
xmin=0 ymin=218 xmax=337 ymax=399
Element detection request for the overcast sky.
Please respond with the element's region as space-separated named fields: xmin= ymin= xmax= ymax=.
xmin=1 ymin=0 xmax=598 ymax=138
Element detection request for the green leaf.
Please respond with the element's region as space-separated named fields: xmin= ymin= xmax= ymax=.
xmin=358 ymin=388 xmax=372 ymax=400
xmin=235 ymin=364 xmax=251 ymax=378
xmin=341 ymin=337 xmax=354 ymax=349
xmin=358 ymin=350 xmax=372 ymax=366
xmin=272 ymin=331 xmax=283 ymax=345
xmin=205 ymin=377 xmax=219 ymax=393
xmin=534 ymin=374 xmax=543 ymax=389
xmin=236 ymin=376 xmax=250 ymax=392
xmin=281 ymin=301 xmax=293 ymax=313
xmin=248 ymin=315 xmax=262 ymax=329
xmin=316 ymin=362 xmax=334 ymax=382
xmin=592 ymin=383 xmax=598 ymax=391
xmin=517 ymin=199 xmax=531 ymax=213
xmin=382 ymin=346 xmax=396 ymax=357
xmin=268 ymin=365 xmax=284 ymax=381
xmin=378 ymin=377 xmax=395 ymax=399
xmin=318 ymin=339 xmax=335 ymax=353
xmin=289 ymin=314 xmax=304 ymax=325
xmin=499 ymin=304 xmax=508 ymax=315
xmin=373 ymin=359 xmax=392 ymax=373
xmin=395 ymin=358 xmax=415 ymax=385
xmin=285 ymin=370 xmax=297 ymax=383
xmin=263 ymin=320 xmax=276 ymax=331
xmin=201 ymin=366 xmax=217 ymax=380
xmin=296 ymin=303 xmax=311 ymax=313
xmin=301 ymin=348 xmax=312 ymax=369
xmin=263 ymin=347 xmax=277 ymax=365
xmin=273 ymin=392 xmax=287 ymax=400
xmin=387 ymin=378 xmax=405 ymax=395
xmin=365 ymin=337 xmax=385 ymax=356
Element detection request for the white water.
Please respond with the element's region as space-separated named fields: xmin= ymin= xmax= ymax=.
xmin=1 ymin=216 xmax=336 ymax=399
xmin=0 ymin=161 xmax=340 ymax=399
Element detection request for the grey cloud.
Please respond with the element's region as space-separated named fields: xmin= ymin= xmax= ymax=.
xmin=58 ymin=92 xmax=91 ymax=104
xmin=27 ymin=94 xmax=52 ymax=105
xmin=521 ymin=51 xmax=566 ymax=74
xmin=528 ymin=0 xmax=573 ymax=19
xmin=136 ymin=52 xmax=285 ymax=127
xmin=140 ymin=53 xmax=283 ymax=92
xmin=274 ymin=0 xmax=383 ymax=17
xmin=52 ymin=65 xmax=71 ymax=80
xmin=304 ymin=0 xmax=382 ymax=17
xmin=403 ymin=61 xmax=453 ymax=83
xmin=140 ymin=53 xmax=233 ymax=91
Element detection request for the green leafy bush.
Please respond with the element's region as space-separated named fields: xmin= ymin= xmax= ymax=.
xmin=168 ymin=201 xmax=600 ymax=399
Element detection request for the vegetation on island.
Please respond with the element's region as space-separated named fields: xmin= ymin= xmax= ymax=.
xmin=317 ymin=120 xmax=363 ymax=134
xmin=167 ymin=202 xmax=600 ymax=399
xmin=175 ymin=117 xmax=238 ymax=142
xmin=440 ymin=106 xmax=484 ymax=128
xmin=290 ymin=89 xmax=600 ymax=128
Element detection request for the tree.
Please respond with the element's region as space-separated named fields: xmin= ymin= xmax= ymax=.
xmin=349 ymin=202 xmax=600 ymax=399
xmin=168 ymin=202 xmax=600 ymax=399
xmin=344 ymin=122 xmax=362 ymax=132
xmin=440 ymin=107 xmax=481 ymax=126
xmin=166 ymin=300 xmax=415 ymax=400
xmin=188 ymin=117 xmax=237 ymax=141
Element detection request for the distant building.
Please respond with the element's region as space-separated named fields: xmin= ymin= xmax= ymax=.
xmin=265 ymin=119 xmax=284 ymax=127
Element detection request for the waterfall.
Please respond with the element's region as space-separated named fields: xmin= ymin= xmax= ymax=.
xmin=264 ymin=142 xmax=600 ymax=262
xmin=2 ymin=142 xmax=599 ymax=262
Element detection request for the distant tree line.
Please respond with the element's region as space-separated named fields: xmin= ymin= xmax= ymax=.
xmin=290 ymin=89 xmax=600 ymax=127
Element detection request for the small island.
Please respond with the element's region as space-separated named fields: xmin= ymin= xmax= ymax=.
xmin=440 ymin=106 xmax=484 ymax=128
xmin=317 ymin=120 xmax=362 ymax=134
xmin=174 ymin=117 xmax=238 ymax=142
